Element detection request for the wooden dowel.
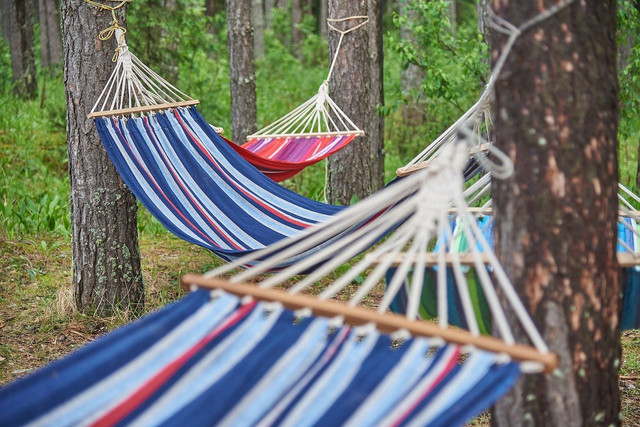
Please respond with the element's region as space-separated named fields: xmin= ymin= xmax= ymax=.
xmin=449 ymin=207 xmax=640 ymax=218
xmin=181 ymin=274 xmax=558 ymax=373
xmin=87 ymin=100 xmax=200 ymax=119
xmin=377 ymin=251 xmax=640 ymax=268
xmin=396 ymin=143 xmax=492 ymax=177
xmin=246 ymin=130 xmax=364 ymax=140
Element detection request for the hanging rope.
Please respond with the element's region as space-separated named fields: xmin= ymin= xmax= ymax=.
xmin=326 ymin=15 xmax=369 ymax=82
xmin=81 ymin=0 xmax=132 ymax=61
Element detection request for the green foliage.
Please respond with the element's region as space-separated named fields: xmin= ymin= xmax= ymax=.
xmin=384 ymin=0 xmax=489 ymax=178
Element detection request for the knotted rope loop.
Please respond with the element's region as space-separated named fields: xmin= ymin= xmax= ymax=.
xmin=82 ymin=0 xmax=131 ymax=61
xmin=326 ymin=15 xmax=369 ymax=82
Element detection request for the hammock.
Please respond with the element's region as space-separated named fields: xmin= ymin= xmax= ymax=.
xmin=89 ymin=25 xmax=364 ymax=183
xmin=386 ymin=184 xmax=640 ymax=331
xmin=0 ymin=143 xmax=554 ymax=426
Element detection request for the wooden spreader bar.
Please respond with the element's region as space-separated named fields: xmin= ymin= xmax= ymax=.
xmin=246 ymin=130 xmax=365 ymax=141
xmin=181 ymin=274 xmax=558 ymax=373
xmin=379 ymin=251 xmax=640 ymax=268
xmin=396 ymin=143 xmax=491 ymax=177
xmin=87 ymin=100 xmax=200 ymax=119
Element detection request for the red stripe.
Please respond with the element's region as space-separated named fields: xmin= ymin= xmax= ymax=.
xmin=90 ymin=301 xmax=257 ymax=427
xmin=391 ymin=346 xmax=461 ymax=427
xmin=109 ymin=118 xmax=221 ymax=249
xmin=141 ymin=117 xmax=243 ymax=250
xmin=172 ymin=111 xmax=311 ymax=228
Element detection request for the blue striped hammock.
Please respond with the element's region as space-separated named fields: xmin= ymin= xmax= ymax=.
xmin=95 ymin=105 xmax=484 ymax=266
xmin=0 ymin=290 xmax=520 ymax=426
xmin=96 ymin=106 xmax=345 ymax=263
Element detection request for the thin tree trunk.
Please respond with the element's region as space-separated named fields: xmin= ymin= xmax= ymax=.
xmin=326 ymin=1 xmax=383 ymax=205
xmin=61 ymin=0 xmax=143 ymax=316
xmin=205 ymin=0 xmax=216 ymax=35
xmin=491 ymin=1 xmax=620 ymax=425
xmin=319 ymin=0 xmax=327 ymax=38
xmin=38 ymin=0 xmax=62 ymax=69
xmin=253 ymin=0 xmax=265 ymax=58
xmin=291 ymin=0 xmax=302 ymax=57
xmin=264 ymin=0 xmax=274 ymax=29
xmin=448 ymin=0 xmax=456 ymax=37
xmin=399 ymin=0 xmax=425 ymax=130
xmin=227 ymin=0 xmax=257 ymax=143
xmin=4 ymin=0 xmax=37 ymax=99
xmin=476 ymin=0 xmax=491 ymax=48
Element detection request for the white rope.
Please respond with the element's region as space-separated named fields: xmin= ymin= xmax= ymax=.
xmin=90 ymin=29 xmax=193 ymax=116
xmin=248 ymin=16 xmax=368 ymax=140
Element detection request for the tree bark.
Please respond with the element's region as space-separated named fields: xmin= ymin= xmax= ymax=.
xmin=226 ymin=0 xmax=257 ymax=143
xmin=399 ymin=0 xmax=425 ymax=127
xmin=4 ymin=0 xmax=37 ymax=98
xmin=61 ymin=0 xmax=143 ymax=316
xmin=476 ymin=0 xmax=491 ymax=47
xmin=38 ymin=0 xmax=62 ymax=69
xmin=319 ymin=0 xmax=327 ymax=38
xmin=448 ymin=0 xmax=456 ymax=37
xmin=491 ymin=1 xmax=620 ymax=425
xmin=253 ymin=0 xmax=265 ymax=59
xmin=326 ymin=0 xmax=384 ymax=205
xmin=291 ymin=0 xmax=302 ymax=57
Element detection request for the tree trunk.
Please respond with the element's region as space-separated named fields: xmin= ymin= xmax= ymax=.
xmin=491 ymin=1 xmax=620 ymax=425
xmin=326 ymin=0 xmax=384 ymax=205
xmin=226 ymin=0 xmax=257 ymax=143
xmin=253 ymin=0 xmax=265 ymax=59
xmin=291 ymin=0 xmax=302 ymax=57
xmin=476 ymin=0 xmax=491 ymax=48
xmin=38 ymin=0 xmax=62 ymax=69
xmin=4 ymin=0 xmax=37 ymax=99
xmin=264 ymin=0 xmax=274 ymax=29
xmin=205 ymin=0 xmax=216 ymax=36
xmin=448 ymin=0 xmax=456 ymax=37
xmin=319 ymin=0 xmax=327 ymax=38
xmin=61 ymin=0 xmax=143 ymax=316
xmin=399 ymin=0 xmax=425 ymax=128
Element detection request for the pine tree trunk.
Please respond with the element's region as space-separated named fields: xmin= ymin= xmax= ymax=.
xmin=476 ymin=0 xmax=491 ymax=48
xmin=4 ymin=0 xmax=37 ymax=99
xmin=448 ymin=0 xmax=456 ymax=37
xmin=319 ymin=0 xmax=327 ymax=38
xmin=227 ymin=0 xmax=257 ymax=143
xmin=491 ymin=1 xmax=620 ymax=425
xmin=325 ymin=0 xmax=384 ymax=205
xmin=399 ymin=0 xmax=425 ymax=128
xmin=252 ymin=0 xmax=265 ymax=59
xmin=291 ymin=0 xmax=302 ymax=58
xmin=38 ymin=0 xmax=62 ymax=69
xmin=61 ymin=0 xmax=143 ymax=316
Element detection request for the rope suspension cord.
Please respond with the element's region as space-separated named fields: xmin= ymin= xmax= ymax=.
xmin=397 ymin=0 xmax=578 ymax=177
xmin=81 ymin=0 xmax=131 ymax=61
xmin=246 ymin=15 xmax=368 ymax=140
xmin=83 ymin=0 xmax=198 ymax=118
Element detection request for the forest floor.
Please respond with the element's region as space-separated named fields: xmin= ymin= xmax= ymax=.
xmin=0 ymin=234 xmax=638 ymax=425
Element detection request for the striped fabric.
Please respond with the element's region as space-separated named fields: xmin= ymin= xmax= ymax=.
xmin=95 ymin=107 xmax=346 ymax=263
xmin=235 ymin=134 xmax=357 ymax=182
xmin=0 ymin=290 xmax=521 ymax=427
xmin=389 ymin=216 xmax=640 ymax=331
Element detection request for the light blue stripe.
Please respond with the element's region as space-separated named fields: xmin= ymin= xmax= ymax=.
xmin=104 ymin=121 xmax=212 ymax=247
xmin=407 ymin=351 xmax=495 ymax=426
xmin=179 ymin=109 xmax=334 ymax=223
xmin=220 ymin=318 xmax=330 ymax=425
xmin=128 ymin=303 xmax=283 ymax=427
xmin=280 ymin=331 xmax=379 ymax=427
